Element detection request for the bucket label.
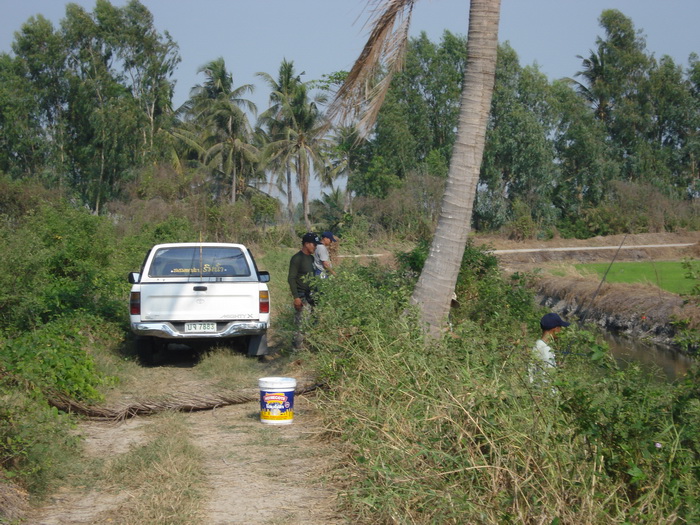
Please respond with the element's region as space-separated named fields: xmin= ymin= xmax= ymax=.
xmin=260 ymin=390 xmax=294 ymax=421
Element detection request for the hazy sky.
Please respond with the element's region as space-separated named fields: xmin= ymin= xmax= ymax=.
xmin=2 ymin=0 xmax=699 ymax=113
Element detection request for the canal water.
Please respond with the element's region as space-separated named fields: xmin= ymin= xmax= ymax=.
xmin=602 ymin=332 xmax=695 ymax=381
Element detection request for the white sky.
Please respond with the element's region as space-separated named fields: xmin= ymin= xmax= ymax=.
xmin=1 ymin=0 xmax=699 ymax=113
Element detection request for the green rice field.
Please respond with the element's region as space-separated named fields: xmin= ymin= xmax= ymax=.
xmin=574 ymin=261 xmax=695 ymax=294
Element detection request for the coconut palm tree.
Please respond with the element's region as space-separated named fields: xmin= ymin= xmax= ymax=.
xmin=202 ymin=94 xmax=259 ymax=203
xmin=329 ymin=0 xmax=501 ymax=336
xmin=568 ymin=50 xmax=611 ymax=122
xmin=258 ymin=60 xmax=330 ymax=228
xmin=180 ymin=58 xmax=258 ymax=203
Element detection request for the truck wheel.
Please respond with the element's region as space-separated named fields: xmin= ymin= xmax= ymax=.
xmin=247 ymin=333 xmax=268 ymax=357
xmin=136 ymin=336 xmax=162 ymax=365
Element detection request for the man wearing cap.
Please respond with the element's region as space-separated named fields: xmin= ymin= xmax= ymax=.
xmin=313 ymin=231 xmax=337 ymax=278
xmin=288 ymin=232 xmax=320 ymax=348
xmin=289 ymin=232 xmax=320 ymax=310
xmin=530 ymin=312 xmax=570 ymax=382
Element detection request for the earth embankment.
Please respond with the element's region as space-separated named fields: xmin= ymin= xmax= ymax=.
xmin=477 ymin=232 xmax=700 ymax=349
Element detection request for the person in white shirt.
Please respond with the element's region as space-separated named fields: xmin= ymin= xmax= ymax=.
xmin=530 ymin=312 xmax=570 ymax=383
xmin=313 ymin=231 xmax=337 ymax=278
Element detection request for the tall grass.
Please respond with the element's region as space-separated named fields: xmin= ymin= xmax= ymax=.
xmin=303 ymin=249 xmax=700 ymax=523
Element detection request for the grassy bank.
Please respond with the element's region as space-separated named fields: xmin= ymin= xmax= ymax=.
xmin=302 ymin=245 xmax=700 ymax=523
xmin=575 ymin=261 xmax=695 ymax=294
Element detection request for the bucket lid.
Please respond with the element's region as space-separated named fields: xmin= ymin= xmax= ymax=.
xmin=258 ymin=376 xmax=297 ymax=389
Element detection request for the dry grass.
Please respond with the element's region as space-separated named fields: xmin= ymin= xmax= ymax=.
xmin=195 ymin=347 xmax=280 ymax=390
xmin=0 ymin=476 xmax=28 ymax=523
xmin=95 ymin=412 xmax=205 ymax=525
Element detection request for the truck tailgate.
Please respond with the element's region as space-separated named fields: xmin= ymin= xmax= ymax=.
xmin=139 ymin=282 xmax=260 ymax=321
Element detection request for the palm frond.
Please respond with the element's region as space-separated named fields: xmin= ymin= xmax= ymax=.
xmin=327 ymin=0 xmax=416 ymax=137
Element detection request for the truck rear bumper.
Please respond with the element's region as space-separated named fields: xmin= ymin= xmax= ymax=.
xmin=131 ymin=321 xmax=267 ymax=339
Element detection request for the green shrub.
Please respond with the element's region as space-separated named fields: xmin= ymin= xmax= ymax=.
xmin=205 ymin=201 xmax=257 ymax=243
xmin=554 ymin=182 xmax=700 ymax=239
xmin=138 ymin=215 xmax=199 ymax=245
xmin=0 ymin=374 xmax=81 ymax=495
xmin=503 ymin=198 xmax=537 ymax=241
xmin=0 ymin=203 xmax=127 ymax=332
xmin=0 ymin=315 xmax=105 ymax=401
xmin=395 ymin=239 xmax=539 ymax=327
xmin=249 ymin=191 xmax=280 ymax=228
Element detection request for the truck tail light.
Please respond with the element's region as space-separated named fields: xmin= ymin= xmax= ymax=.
xmin=259 ymin=290 xmax=270 ymax=314
xmin=130 ymin=292 xmax=141 ymax=315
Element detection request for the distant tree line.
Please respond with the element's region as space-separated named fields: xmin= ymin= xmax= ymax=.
xmin=354 ymin=10 xmax=700 ymax=238
xmin=1 ymin=2 xmax=698 ymax=238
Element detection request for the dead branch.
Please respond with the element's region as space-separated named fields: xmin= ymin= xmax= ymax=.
xmin=48 ymin=382 xmax=326 ymax=422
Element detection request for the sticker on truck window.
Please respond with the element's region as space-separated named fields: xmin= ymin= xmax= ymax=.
xmin=170 ymin=264 xmax=225 ymax=274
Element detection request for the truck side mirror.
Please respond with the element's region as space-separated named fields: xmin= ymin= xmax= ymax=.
xmin=128 ymin=272 xmax=141 ymax=284
xmin=258 ymin=271 xmax=270 ymax=283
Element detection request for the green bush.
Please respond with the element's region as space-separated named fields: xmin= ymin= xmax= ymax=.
xmin=395 ymin=239 xmax=539 ymax=327
xmin=0 ymin=315 xmax=106 ymax=401
xmin=554 ymin=182 xmax=700 ymax=239
xmin=137 ymin=215 xmax=199 ymax=245
xmin=0 ymin=203 xmax=126 ymax=332
xmin=503 ymin=198 xmax=537 ymax=241
xmin=0 ymin=377 xmax=80 ymax=495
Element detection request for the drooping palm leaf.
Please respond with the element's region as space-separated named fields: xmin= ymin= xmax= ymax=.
xmin=327 ymin=0 xmax=416 ymax=137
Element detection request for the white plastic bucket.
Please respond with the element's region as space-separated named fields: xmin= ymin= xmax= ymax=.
xmin=259 ymin=377 xmax=297 ymax=425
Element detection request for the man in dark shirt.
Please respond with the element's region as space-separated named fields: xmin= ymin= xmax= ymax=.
xmin=288 ymin=232 xmax=320 ymax=310
xmin=288 ymin=233 xmax=320 ymax=348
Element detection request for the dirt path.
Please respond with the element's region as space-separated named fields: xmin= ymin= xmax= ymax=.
xmin=26 ymin=365 xmax=345 ymax=525
xmin=480 ymin=231 xmax=700 ymax=266
xmin=493 ymin=242 xmax=696 ymax=254
xmin=188 ymin=398 xmax=341 ymax=525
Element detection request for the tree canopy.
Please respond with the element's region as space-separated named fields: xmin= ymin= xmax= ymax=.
xmin=1 ymin=3 xmax=699 ymax=239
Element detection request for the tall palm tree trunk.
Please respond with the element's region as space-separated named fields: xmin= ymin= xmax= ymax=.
xmin=231 ymin=163 xmax=237 ymax=204
xmin=298 ymin=154 xmax=312 ymax=231
xmin=286 ymin=163 xmax=294 ymax=221
xmin=410 ymin=0 xmax=501 ymax=336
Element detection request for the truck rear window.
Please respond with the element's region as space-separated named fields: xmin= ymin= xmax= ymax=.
xmin=149 ymin=246 xmax=251 ymax=277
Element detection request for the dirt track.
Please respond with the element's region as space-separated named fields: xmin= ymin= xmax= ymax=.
xmin=25 ymin=364 xmax=344 ymax=525
xmin=483 ymin=231 xmax=700 ymax=348
xmin=478 ymin=231 xmax=700 ymax=267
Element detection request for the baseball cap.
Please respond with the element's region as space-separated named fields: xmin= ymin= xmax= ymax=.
xmin=321 ymin=231 xmax=337 ymax=242
xmin=302 ymin=232 xmax=320 ymax=245
xmin=540 ymin=312 xmax=570 ymax=331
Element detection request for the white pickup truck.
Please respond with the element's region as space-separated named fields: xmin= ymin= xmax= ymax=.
xmin=128 ymin=243 xmax=270 ymax=362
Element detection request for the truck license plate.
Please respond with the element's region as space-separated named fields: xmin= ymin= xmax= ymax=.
xmin=185 ymin=322 xmax=217 ymax=333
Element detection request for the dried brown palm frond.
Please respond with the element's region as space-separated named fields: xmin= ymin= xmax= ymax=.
xmin=48 ymin=382 xmax=325 ymax=422
xmin=327 ymin=0 xmax=416 ymax=137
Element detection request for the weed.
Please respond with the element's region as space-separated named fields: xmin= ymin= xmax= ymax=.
xmin=0 ymin=378 xmax=81 ymax=497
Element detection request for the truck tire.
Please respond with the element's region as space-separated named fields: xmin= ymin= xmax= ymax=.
xmin=247 ymin=333 xmax=268 ymax=357
xmin=136 ymin=336 xmax=163 ymax=365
